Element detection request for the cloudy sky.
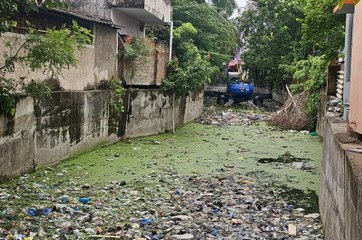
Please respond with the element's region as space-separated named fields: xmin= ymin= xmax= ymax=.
xmin=230 ymin=0 xmax=247 ymax=18
xmin=236 ymin=0 xmax=247 ymax=8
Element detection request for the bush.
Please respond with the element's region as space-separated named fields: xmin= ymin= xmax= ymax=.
xmin=290 ymin=55 xmax=329 ymax=130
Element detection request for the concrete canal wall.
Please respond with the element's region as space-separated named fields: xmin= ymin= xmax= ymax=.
xmin=0 ymin=89 xmax=204 ymax=181
xmin=319 ymin=114 xmax=362 ymax=240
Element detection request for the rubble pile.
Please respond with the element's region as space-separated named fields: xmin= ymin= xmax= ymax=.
xmin=197 ymin=106 xmax=270 ymax=126
xmin=0 ymin=170 xmax=323 ymax=239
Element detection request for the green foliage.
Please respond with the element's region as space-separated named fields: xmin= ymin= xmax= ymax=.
xmin=0 ymin=0 xmax=18 ymax=34
xmin=0 ymin=2 xmax=92 ymax=115
xmin=290 ymin=55 xmax=329 ymax=128
xmin=0 ymin=78 xmax=16 ymax=115
xmin=0 ymin=0 xmax=65 ymax=35
xmin=122 ymin=36 xmax=152 ymax=63
xmin=163 ymin=23 xmax=217 ymax=97
xmin=212 ymin=0 xmax=238 ymax=17
xmin=23 ymin=80 xmax=52 ymax=99
xmin=121 ymin=36 xmax=153 ymax=80
xmin=238 ymin=0 xmax=344 ymax=87
xmin=145 ymin=25 xmax=170 ymax=42
xmin=147 ymin=1 xmax=237 ymax=82
xmin=301 ymin=0 xmax=345 ymax=60
xmin=173 ymin=0 xmax=238 ymax=66
xmin=238 ymin=0 xmax=345 ymax=130
xmin=109 ymin=76 xmax=125 ymax=113
xmin=25 ymin=21 xmax=92 ymax=75
xmin=181 ymin=0 xmax=238 ymax=17
xmin=238 ymin=0 xmax=304 ymax=88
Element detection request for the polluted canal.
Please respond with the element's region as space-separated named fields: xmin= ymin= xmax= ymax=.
xmin=0 ymin=102 xmax=323 ymax=239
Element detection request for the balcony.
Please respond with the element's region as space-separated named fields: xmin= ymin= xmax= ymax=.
xmin=108 ymin=0 xmax=172 ymax=24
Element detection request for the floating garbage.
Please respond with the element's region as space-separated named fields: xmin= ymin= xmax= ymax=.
xmin=140 ymin=218 xmax=154 ymax=227
xmin=79 ymin=198 xmax=91 ymax=204
xmin=27 ymin=208 xmax=52 ymax=217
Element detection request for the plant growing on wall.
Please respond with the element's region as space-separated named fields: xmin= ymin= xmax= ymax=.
xmin=0 ymin=0 xmax=92 ymax=115
xmin=96 ymin=76 xmax=126 ymax=113
xmin=121 ymin=36 xmax=153 ymax=80
xmin=109 ymin=76 xmax=125 ymax=113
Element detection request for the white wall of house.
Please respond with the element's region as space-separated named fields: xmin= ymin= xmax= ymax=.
xmin=111 ymin=10 xmax=143 ymax=36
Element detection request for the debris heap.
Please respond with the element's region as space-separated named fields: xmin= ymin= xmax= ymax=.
xmin=269 ymin=87 xmax=310 ymax=130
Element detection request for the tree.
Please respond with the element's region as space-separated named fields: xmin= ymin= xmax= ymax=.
xmin=162 ymin=22 xmax=218 ymax=133
xmin=180 ymin=0 xmax=238 ymax=17
xmin=0 ymin=0 xmax=65 ymax=34
xmin=212 ymin=0 xmax=238 ymax=17
xmin=173 ymin=0 xmax=239 ymax=67
xmin=237 ymin=0 xmax=345 ymax=130
xmin=301 ymin=0 xmax=345 ymax=60
xmin=238 ymin=0 xmax=344 ymax=87
xmin=238 ymin=0 xmax=304 ymax=88
xmin=163 ymin=23 xmax=217 ymax=97
xmin=0 ymin=0 xmax=92 ymax=115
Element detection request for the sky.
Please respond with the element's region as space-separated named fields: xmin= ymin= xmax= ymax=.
xmin=236 ymin=0 xmax=247 ymax=8
xmin=230 ymin=0 xmax=248 ymax=18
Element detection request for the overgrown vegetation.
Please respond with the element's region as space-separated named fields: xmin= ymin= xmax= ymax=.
xmin=163 ymin=23 xmax=217 ymax=97
xmin=109 ymin=76 xmax=125 ymax=113
xmin=238 ymin=0 xmax=345 ymax=130
xmin=0 ymin=0 xmax=92 ymax=115
xmin=291 ymin=55 xmax=329 ymax=128
xmin=148 ymin=0 xmax=239 ymax=69
xmin=121 ymin=36 xmax=153 ymax=80
xmin=160 ymin=0 xmax=238 ymax=96
xmin=122 ymin=36 xmax=153 ymax=63
xmin=173 ymin=0 xmax=238 ymax=67
xmin=0 ymin=0 xmax=65 ymax=34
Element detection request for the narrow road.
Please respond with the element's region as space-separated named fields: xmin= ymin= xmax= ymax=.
xmin=0 ymin=103 xmax=323 ymax=239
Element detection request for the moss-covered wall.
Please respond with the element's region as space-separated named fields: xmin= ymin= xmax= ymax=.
xmin=0 ymin=89 xmax=204 ymax=181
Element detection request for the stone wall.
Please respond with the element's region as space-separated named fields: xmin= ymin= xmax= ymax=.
xmin=0 ymin=89 xmax=204 ymax=180
xmin=319 ymin=115 xmax=362 ymax=240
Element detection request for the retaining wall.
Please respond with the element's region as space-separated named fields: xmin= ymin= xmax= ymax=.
xmin=124 ymin=89 xmax=203 ymax=138
xmin=0 ymin=89 xmax=204 ymax=181
xmin=319 ymin=114 xmax=362 ymax=239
